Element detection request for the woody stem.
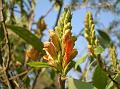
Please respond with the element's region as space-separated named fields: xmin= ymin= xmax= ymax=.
xmin=59 ymin=75 xmax=65 ymax=89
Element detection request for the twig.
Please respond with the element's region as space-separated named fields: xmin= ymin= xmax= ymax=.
xmin=59 ymin=75 xmax=65 ymax=89
xmin=3 ymin=70 xmax=28 ymax=82
xmin=0 ymin=0 xmax=12 ymax=88
xmin=10 ymin=0 xmax=15 ymax=24
xmin=27 ymin=0 xmax=36 ymax=31
xmin=23 ymin=0 xmax=30 ymax=11
xmin=2 ymin=22 xmax=11 ymax=70
xmin=54 ymin=1 xmax=63 ymax=28
xmin=28 ymin=10 xmax=34 ymax=30
xmin=0 ymin=0 xmax=3 ymax=22
xmin=97 ymin=54 xmax=120 ymax=89
xmin=31 ymin=68 xmax=46 ymax=89
xmin=3 ymin=66 xmax=12 ymax=89
xmin=31 ymin=71 xmax=40 ymax=89
xmin=76 ymin=29 xmax=84 ymax=38
xmin=108 ymin=74 xmax=120 ymax=89
xmin=43 ymin=4 xmax=54 ymax=17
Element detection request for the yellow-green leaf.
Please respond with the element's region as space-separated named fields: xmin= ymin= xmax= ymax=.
xmin=94 ymin=46 xmax=104 ymax=55
xmin=75 ymin=54 xmax=88 ymax=69
xmin=68 ymin=78 xmax=94 ymax=89
xmin=27 ymin=62 xmax=50 ymax=68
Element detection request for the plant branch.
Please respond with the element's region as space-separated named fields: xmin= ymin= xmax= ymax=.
xmin=97 ymin=54 xmax=120 ymax=89
xmin=43 ymin=4 xmax=54 ymax=17
xmin=31 ymin=68 xmax=46 ymax=89
xmin=0 ymin=0 xmax=12 ymax=88
xmin=59 ymin=75 xmax=65 ymax=89
xmin=54 ymin=1 xmax=63 ymax=29
xmin=3 ymin=70 xmax=28 ymax=82
xmin=108 ymin=74 xmax=120 ymax=89
xmin=2 ymin=22 xmax=11 ymax=70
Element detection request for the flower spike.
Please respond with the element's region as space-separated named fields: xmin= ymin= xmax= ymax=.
xmin=43 ymin=8 xmax=77 ymax=76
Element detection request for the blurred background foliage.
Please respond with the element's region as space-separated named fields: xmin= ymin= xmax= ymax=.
xmin=0 ymin=0 xmax=120 ymax=89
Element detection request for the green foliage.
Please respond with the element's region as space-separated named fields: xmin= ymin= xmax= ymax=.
xmin=50 ymin=69 xmax=56 ymax=80
xmin=1 ymin=0 xmax=120 ymax=89
xmin=68 ymin=78 xmax=94 ymax=89
xmin=7 ymin=25 xmax=43 ymax=52
xmin=94 ymin=46 xmax=104 ymax=55
xmin=97 ymin=30 xmax=111 ymax=48
xmin=70 ymin=61 xmax=81 ymax=72
xmin=75 ymin=54 xmax=88 ymax=69
xmin=92 ymin=65 xmax=108 ymax=89
xmin=27 ymin=62 xmax=50 ymax=68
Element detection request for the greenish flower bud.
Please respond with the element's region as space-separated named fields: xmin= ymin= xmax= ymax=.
xmin=109 ymin=45 xmax=118 ymax=71
xmin=84 ymin=11 xmax=100 ymax=56
xmin=95 ymin=39 xmax=99 ymax=46
xmin=63 ymin=22 xmax=72 ymax=31
xmin=84 ymin=33 xmax=89 ymax=38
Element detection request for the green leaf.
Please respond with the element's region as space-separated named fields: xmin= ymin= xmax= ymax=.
xmin=105 ymin=81 xmax=113 ymax=89
xmin=97 ymin=30 xmax=111 ymax=48
xmin=68 ymin=78 xmax=94 ymax=89
xmin=97 ymin=30 xmax=111 ymax=42
xmin=93 ymin=65 xmax=108 ymax=89
xmin=94 ymin=46 xmax=104 ymax=55
xmin=71 ymin=61 xmax=81 ymax=72
xmin=65 ymin=61 xmax=81 ymax=73
xmin=50 ymin=69 xmax=56 ymax=80
xmin=65 ymin=61 xmax=82 ymax=75
xmin=27 ymin=62 xmax=50 ymax=68
xmin=7 ymin=25 xmax=43 ymax=52
xmin=75 ymin=54 xmax=88 ymax=69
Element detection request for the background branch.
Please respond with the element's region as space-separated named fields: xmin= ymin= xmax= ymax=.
xmin=54 ymin=1 xmax=63 ymax=28
xmin=0 ymin=0 xmax=12 ymax=88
